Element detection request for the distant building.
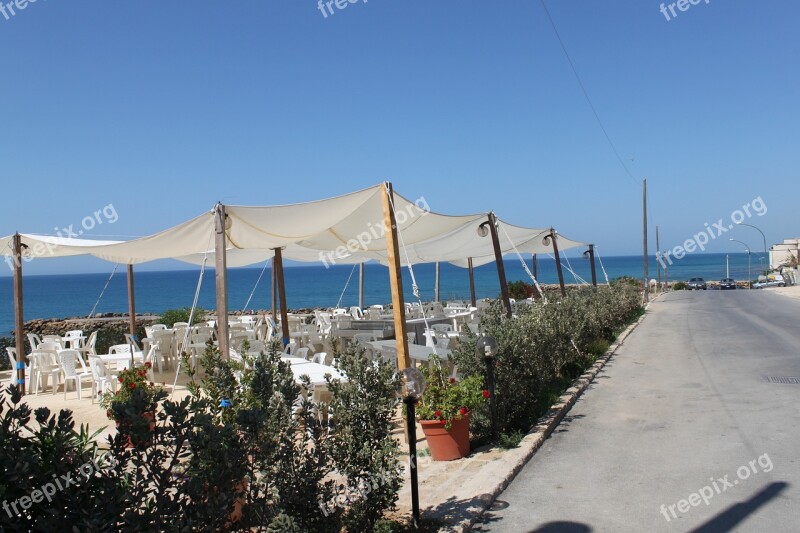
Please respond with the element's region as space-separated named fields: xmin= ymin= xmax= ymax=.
xmin=770 ymin=238 xmax=800 ymax=270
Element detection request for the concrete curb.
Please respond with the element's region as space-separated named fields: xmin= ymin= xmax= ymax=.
xmin=450 ymin=304 xmax=652 ymax=532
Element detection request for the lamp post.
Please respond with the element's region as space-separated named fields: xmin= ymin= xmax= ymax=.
xmin=735 ymin=222 xmax=768 ymax=271
xmin=476 ymin=335 xmax=500 ymax=442
xmin=730 ymin=239 xmax=751 ymax=289
xmin=401 ymin=368 xmax=426 ymax=528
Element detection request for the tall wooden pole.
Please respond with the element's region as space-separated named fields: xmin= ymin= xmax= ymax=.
xmin=643 ymin=178 xmax=649 ymax=303
xmin=273 ymin=247 xmax=290 ymax=346
xmin=12 ymin=234 xmax=26 ymax=394
xmin=381 ymin=182 xmax=411 ymax=371
xmin=359 ymin=262 xmax=365 ymax=309
xmin=126 ymin=264 xmax=136 ymax=335
xmin=434 ymin=262 xmax=440 ymax=302
xmin=547 ymin=229 xmax=566 ymax=297
xmin=214 ymin=204 xmax=230 ymax=360
xmin=588 ymin=244 xmax=597 ymax=287
xmin=532 ymin=254 xmax=538 ymax=279
xmin=467 ymin=257 xmax=477 ymax=308
xmin=271 ymin=257 xmax=277 ymax=323
xmin=656 ymin=225 xmax=662 ymax=292
xmin=487 ymin=213 xmax=512 ymax=318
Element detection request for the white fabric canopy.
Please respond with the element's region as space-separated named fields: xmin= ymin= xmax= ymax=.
xmin=2 ymin=184 xmax=586 ymax=268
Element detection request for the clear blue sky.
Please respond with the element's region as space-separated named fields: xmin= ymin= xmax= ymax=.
xmin=1 ymin=0 xmax=797 ymax=275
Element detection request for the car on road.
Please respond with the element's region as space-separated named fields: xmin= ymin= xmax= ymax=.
xmin=719 ymin=278 xmax=737 ymax=290
xmin=753 ymin=275 xmax=786 ymax=289
xmin=687 ymin=277 xmax=707 ymax=290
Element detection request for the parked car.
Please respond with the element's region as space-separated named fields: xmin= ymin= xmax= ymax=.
xmin=687 ymin=277 xmax=707 ymax=290
xmin=754 ymin=274 xmax=786 ymax=289
xmin=719 ymin=278 xmax=736 ymax=290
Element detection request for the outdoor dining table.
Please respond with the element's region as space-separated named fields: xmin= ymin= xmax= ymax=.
xmin=367 ymin=340 xmax=450 ymax=363
xmin=288 ymin=360 xmax=344 ymax=387
xmin=95 ymin=352 xmax=144 ymax=369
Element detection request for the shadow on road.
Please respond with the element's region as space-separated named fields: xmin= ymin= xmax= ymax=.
xmin=689 ymin=481 xmax=789 ymax=533
xmin=527 ymin=521 xmax=592 ymax=532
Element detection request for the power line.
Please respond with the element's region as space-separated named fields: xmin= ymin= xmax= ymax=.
xmin=539 ymin=0 xmax=639 ymax=186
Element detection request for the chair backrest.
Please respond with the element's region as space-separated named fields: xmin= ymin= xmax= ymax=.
xmin=151 ymin=324 xmax=168 ymax=331
xmin=88 ymin=356 xmax=112 ymax=381
xmin=59 ymin=350 xmax=83 ymax=377
xmin=370 ymin=304 xmax=384 ymax=310
xmin=296 ymin=347 xmax=311 ymax=361
xmin=332 ymin=308 xmax=348 ymax=316
xmin=39 ymin=341 xmax=63 ymax=351
xmin=86 ymin=331 xmax=98 ymax=350
xmin=349 ymin=307 xmax=363 ymax=320
xmin=406 ymin=332 xmax=417 ymax=344
xmin=6 ymin=348 xmax=18 ymax=369
xmin=152 ymin=329 xmax=173 ymax=349
xmin=27 ymin=333 xmax=42 ymax=351
xmin=353 ymin=333 xmax=374 ymax=344
xmin=230 ymin=334 xmax=251 ymax=352
xmin=365 ymin=308 xmax=381 ymax=320
xmin=32 ymin=349 xmax=59 ymax=370
xmin=65 ymin=330 xmax=83 ymax=338
xmin=124 ymin=334 xmax=141 ymax=351
xmin=109 ymin=344 xmax=132 ymax=354
xmin=42 ymin=335 xmax=64 ymax=347
xmin=173 ymin=322 xmax=190 ymax=329
xmin=282 ymin=342 xmax=297 ymax=356
xmin=432 ymin=323 xmax=453 ymax=333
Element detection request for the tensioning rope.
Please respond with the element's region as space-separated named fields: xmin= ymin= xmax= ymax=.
xmin=385 ymin=185 xmax=434 ymax=342
xmin=336 ymin=263 xmax=359 ymax=309
xmin=546 ymin=252 xmax=590 ymax=286
xmin=86 ymin=264 xmax=120 ymax=323
xmin=595 ymin=246 xmax=611 ymax=285
xmin=563 ymin=252 xmax=590 ymax=285
xmin=242 ymin=258 xmax=270 ymax=312
xmin=497 ymin=222 xmax=547 ymax=303
xmin=171 ymin=218 xmax=215 ymax=399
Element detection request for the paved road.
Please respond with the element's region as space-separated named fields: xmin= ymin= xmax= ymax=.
xmin=478 ymin=289 xmax=800 ymax=532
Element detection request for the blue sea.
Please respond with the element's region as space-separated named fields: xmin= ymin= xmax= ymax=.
xmin=0 ymin=253 xmax=762 ymax=336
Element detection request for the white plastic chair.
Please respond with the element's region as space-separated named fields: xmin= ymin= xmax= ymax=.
xmin=151 ymin=324 xmax=168 ymax=332
xmin=431 ymin=324 xmax=453 ymax=333
xmin=296 ymin=347 xmax=312 ymax=361
xmin=41 ymin=335 xmax=65 ymax=348
xmin=282 ymin=342 xmax=297 ymax=356
xmin=64 ymin=330 xmax=84 ymax=349
xmin=5 ymin=347 xmax=28 ymax=387
xmin=353 ymin=333 xmax=375 ymax=345
xmin=59 ymin=349 xmax=92 ymax=400
xmin=88 ymin=356 xmax=117 ymax=403
xmin=27 ymin=333 xmax=42 ymax=351
xmin=30 ymin=350 xmax=61 ymax=395
xmin=78 ymin=331 xmax=98 ymax=358
xmin=349 ymin=307 xmax=364 ymax=320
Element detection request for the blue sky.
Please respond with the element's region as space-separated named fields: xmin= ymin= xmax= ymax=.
xmin=1 ymin=0 xmax=797 ymax=275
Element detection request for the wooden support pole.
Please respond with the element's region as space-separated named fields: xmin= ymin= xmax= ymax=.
xmin=588 ymin=244 xmax=597 ymax=287
xmin=547 ymin=229 xmax=566 ymax=297
xmin=273 ymin=247 xmax=290 ymax=346
xmin=359 ymin=262 xmax=365 ymax=309
xmin=214 ymin=204 xmax=230 ymax=360
xmin=487 ymin=213 xmax=512 ymax=318
xmin=381 ymin=182 xmax=411 ymax=371
xmin=271 ymin=257 xmax=277 ymax=323
xmin=12 ymin=234 xmax=26 ymax=395
xmin=467 ymin=257 xmax=477 ymax=308
xmin=434 ymin=262 xmax=440 ymax=302
xmin=127 ymin=264 xmax=137 ymax=335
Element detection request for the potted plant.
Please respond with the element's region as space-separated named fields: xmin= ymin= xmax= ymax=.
xmin=416 ymin=357 xmax=488 ymax=460
xmin=100 ymin=362 xmax=165 ymax=447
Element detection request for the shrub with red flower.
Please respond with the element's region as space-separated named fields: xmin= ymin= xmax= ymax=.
xmin=482 ymin=390 xmax=491 ymax=399
xmin=415 ymin=355 xmax=488 ymax=429
xmin=100 ymin=363 xmax=164 ymax=422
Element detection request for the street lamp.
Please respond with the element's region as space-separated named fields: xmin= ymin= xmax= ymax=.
xmin=730 ymin=238 xmax=751 ymax=289
xmin=476 ymin=335 xmax=500 ymax=442
xmin=401 ymin=367 xmax=426 ymax=528
xmin=735 ymin=222 xmax=768 ymax=271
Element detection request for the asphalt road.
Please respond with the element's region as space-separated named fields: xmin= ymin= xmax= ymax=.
xmin=478 ymin=289 xmax=800 ymax=533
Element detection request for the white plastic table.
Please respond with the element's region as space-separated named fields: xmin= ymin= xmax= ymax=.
xmin=368 ymin=340 xmax=450 ymax=363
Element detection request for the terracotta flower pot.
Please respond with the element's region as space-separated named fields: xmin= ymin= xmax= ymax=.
xmin=116 ymin=410 xmax=156 ymax=448
xmin=421 ymin=413 xmax=470 ymax=461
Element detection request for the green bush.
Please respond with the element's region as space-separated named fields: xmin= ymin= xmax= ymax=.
xmin=158 ymin=307 xmax=206 ymax=328
xmin=672 ymin=281 xmax=688 ymax=291
xmin=450 ymin=284 xmax=643 ymax=443
xmin=0 ymin=337 xmax=13 ymax=371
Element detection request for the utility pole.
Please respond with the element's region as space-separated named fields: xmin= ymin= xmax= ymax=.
xmin=643 ymin=179 xmax=649 ymax=303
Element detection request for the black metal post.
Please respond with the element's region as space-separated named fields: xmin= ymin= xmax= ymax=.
xmin=405 ymin=396 xmax=420 ymax=527
xmin=485 ymin=356 xmax=498 ymax=442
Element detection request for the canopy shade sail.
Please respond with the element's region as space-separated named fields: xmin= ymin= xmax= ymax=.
xmin=0 ymin=234 xmax=123 ymax=260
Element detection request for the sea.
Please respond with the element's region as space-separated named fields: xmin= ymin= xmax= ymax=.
xmin=0 ymin=253 xmax=762 ymax=336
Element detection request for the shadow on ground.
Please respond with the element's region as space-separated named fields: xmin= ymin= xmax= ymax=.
xmin=689 ymin=482 xmax=788 ymax=533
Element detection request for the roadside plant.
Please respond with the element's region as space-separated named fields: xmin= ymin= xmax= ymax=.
xmin=416 ymin=356 xmax=487 ymax=429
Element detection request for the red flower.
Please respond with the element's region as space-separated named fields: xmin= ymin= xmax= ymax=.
xmin=129 ymin=383 xmax=136 ymax=390
xmin=459 ymin=407 xmax=469 ymax=416
xmin=482 ymin=390 xmax=490 ymax=399
xmin=144 ymin=362 xmax=152 ymax=369
xmin=149 ymin=382 xmax=154 ymax=387
xmin=434 ymin=410 xmax=442 ymax=419
xmin=449 ymin=378 xmax=456 ymax=384
xmin=118 ymin=376 xmax=124 ymax=383
xmin=138 ymin=371 xmax=146 ymax=377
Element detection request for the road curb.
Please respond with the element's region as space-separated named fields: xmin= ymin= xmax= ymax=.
xmin=453 ymin=305 xmax=652 ymax=532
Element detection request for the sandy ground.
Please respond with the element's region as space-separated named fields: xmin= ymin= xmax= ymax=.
xmin=0 ymin=367 xmax=194 ymax=444
xmin=765 ymin=283 xmax=800 ymax=300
